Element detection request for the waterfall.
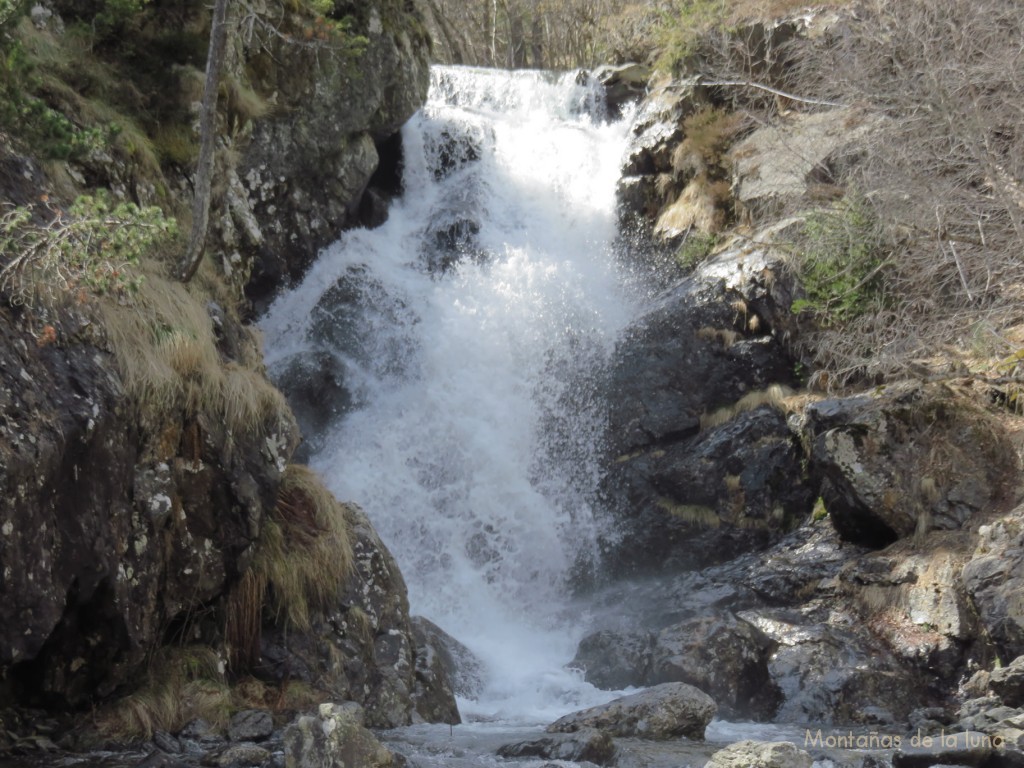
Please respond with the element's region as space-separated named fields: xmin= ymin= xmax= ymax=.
xmin=260 ymin=65 xmax=639 ymax=724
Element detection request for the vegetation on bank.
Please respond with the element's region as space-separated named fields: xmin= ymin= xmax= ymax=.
xmin=0 ymin=0 xmax=370 ymax=738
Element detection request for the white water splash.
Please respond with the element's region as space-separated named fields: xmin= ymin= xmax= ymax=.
xmin=261 ymin=65 xmax=639 ymax=724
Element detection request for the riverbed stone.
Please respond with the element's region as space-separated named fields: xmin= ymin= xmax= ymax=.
xmin=282 ymin=703 xmax=395 ymax=768
xmin=991 ymin=657 xmax=1024 ymax=707
xmin=548 ymin=682 xmax=717 ymax=740
xmin=227 ymin=710 xmax=273 ymax=743
xmin=498 ymin=728 xmax=615 ymax=766
xmin=704 ymin=739 xmax=813 ymax=768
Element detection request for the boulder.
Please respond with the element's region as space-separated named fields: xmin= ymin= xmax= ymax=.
xmin=991 ymin=657 xmax=1024 ymax=708
xmin=240 ymin=0 xmax=432 ymax=305
xmin=593 ymin=63 xmax=652 ymax=116
xmin=410 ymin=617 xmax=462 ymax=724
xmin=498 ymin=728 xmax=615 ymax=766
xmin=730 ymin=107 xmax=880 ymax=223
xmin=601 ymin=237 xmax=810 ymax=574
xmin=257 ymin=504 xmax=447 ymax=728
xmin=282 ymin=703 xmax=396 ymax=768
xmin=649 ymin=613 xmax=780 ymax=719
xmin=704 ymin=740 xmax=813 ymax=768
xmin=800 ymin=383 xmax=1018 ymax=547
xmin=963 ymin=511 xmax=1024 ymax=660
xmin=571 ymin=628 xmax=654 ymax=690
xmin=548 ymin=682 xmax=716 ymax=740
xmin=411 ymin=616 xmax=484 ymax=699
xmin=227 ymin=710 xmax=273 ymax=742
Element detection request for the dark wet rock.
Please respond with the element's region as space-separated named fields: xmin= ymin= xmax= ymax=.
xmin=411 ymin=615 xmax=484 ymax=699
xmin=571 ymin=629 xmax=654 ymax=690
xmin=409 ymin=617 xmax=461 ymax=724
xmin=283 ymin=703 xmax=396 ymax=768
xmin=272 ymin=350 xmax=355 ymax=460
xmin=704 ymin=740 xmax=813 ymax=768
xmin=201 ymin=742 xmax=271 ymax=767
xmin=153 ymin=731 xmax=182 ymax=754
xmin=649 ymin=612 xmax=781 ymax=720
xmin=991 ymin=657 xmax=1024 ymax=707
xmin=227 ymin=711 xmax=273 ymax=743
xmin=602 ymin=238 xmax=809 ymax=575
xmin=963 ymin=512 xmax=1024 ymax=661
xmin=799 ymin=383 xmax=1018 ymax=547
xmin=608 ymin=405 xmax=812 ymax=573
xmin=891 ymin=730 xmax=996 ymax=767
xmin=498 ymin=728 xmax=615 ymax=766
xmin=240 ymin=0 xmax=431 ymax=305
xmin=548 ymin=682 xmax=716 ymax=740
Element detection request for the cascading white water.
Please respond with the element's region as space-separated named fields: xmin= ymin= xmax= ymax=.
xmin=261 ymin=65 xmax=639 ymax=724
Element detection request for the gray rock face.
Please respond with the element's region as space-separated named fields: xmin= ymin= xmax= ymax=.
xmin=239 ymin=0 xmax=431 ymax=304
xmin=963 ymin=512 xmax=1024 ymax=661
xmin=282 ymin=702 xmax=396 ymax=768
xmin=730 ymin=108 xmax=880 ymax=222
xmin=0 ymin=311 xmax=296 ymax=710
xmin=258 ymin=504 xmax=454 ymax=728
xmin=649 ymin=613 xmax=780 ymax=720
xmin=601 ymin=237 xmax=810 ymax=574
xmin=412 ymin=615 xmax=484 ymax=698
xmin=498 ymin=728 xmax=616 ymax=766
xmin=410 ymin=617 xmax=462 ymax=724
xmin=227 ymin=710 xmax=274 ymax=742
xmin=800 ymin=383 xmax=1019 ymax=547
xmin=991 ymin=657 xmax=1024 ymax=708
xmin=548 ymin=682 xmax=717 ymax=741
xmin=704 ymin=740 xmax=813 ymax=768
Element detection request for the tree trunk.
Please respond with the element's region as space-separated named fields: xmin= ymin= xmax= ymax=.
xmin=179 ymin=0 xmax=231 ymax=283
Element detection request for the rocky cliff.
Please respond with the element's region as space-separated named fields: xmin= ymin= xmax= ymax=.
xmin=0 ymin=0 xmax=452 ymax=751
xmin=586 ymin=7 xmax=1024 ymax=748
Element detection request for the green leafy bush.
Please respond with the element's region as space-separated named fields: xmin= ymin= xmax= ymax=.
xmin=0 ymin=191 xmax=176 ymax=307
xmin=791 ymin=195 xmax=888 ymax=327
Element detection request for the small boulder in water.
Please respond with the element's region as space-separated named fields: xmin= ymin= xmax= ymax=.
xmin=283 ymin=703 xmax=396 ymax=768
xmin=547 ymin=681 xmax=716 ymax=740
xmin=497 ymin=727 xmax=615 ymax=765
xmin=704 ymin=740 xmax=813 ymax=768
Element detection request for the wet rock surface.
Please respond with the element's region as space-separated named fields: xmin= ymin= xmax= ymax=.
xmin=799 ymin=382 xmax=1018 ymax=547
xmin=497 ymin=727 xmax=616 ymax=766
xmin=705 ymin=739 xmax=813 ymax=768
xmin=548 ymin=682 xmax=717 ymax=740
xmin=601 ymin=235 xmax=809 ymax=575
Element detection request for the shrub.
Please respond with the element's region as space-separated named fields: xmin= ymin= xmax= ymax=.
xmin=0 ymin=191 xmax=175 ymax=307
xmin=790 ymin=194 xmax=888 ymax=328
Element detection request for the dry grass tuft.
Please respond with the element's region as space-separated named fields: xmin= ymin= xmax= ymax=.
xmin=656 ymin=498 xmax=720 ymax=528
xmin=98 ymin=264 xmax=287 ymax=437
xmin=225 ymin=465 xmax=356 ymax=671
xmin=256 ymin=465 xmax=355 ymax=630
xmin=700 ymin=384 xmax=794 ymax=429
xmin=96 ymin=646 xmax=230 ymax=741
